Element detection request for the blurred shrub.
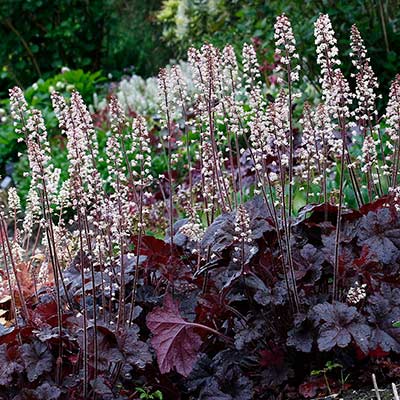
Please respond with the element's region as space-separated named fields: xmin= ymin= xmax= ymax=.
xmin=96 ymin=61 xmax=196 ymax=117
xmin=103 ymin=0 xmax=173 ymax=81
xmin=0 ymin=0 xmax=173 ymax=95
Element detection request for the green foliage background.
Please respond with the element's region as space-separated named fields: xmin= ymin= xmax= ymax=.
xmin=0 ymin=0 xmax=172 ymax=95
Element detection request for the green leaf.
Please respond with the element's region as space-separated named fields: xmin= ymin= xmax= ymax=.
xmin=311 ymin=369 xmax=322 ymax=376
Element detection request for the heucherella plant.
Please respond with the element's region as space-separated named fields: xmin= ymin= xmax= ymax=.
xmin=2 ymin=12 xmax=400 ymax=399
xmin=314 ymin=14 xmax=356 ymax=300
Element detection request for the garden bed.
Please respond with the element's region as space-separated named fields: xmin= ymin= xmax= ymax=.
xmin=1 ymin=11 xmax=400 ymax=400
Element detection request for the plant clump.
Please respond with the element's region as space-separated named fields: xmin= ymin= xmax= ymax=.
xmin=0 ymin=13 xmax=400 ymax=400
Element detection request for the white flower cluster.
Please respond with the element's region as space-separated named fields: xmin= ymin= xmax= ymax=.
xmin=360 ymin=135 xmax=377 ymax=174
xmin=390 ymin=186 xmax=400 ymax=211
xmin=249 ymin=110 xmax=269 ymax=186
xmin=350 ymin=25 xmax=379 ymax=125
xmin=179 ymin=206 xmax=204 ymax=244
xmin=26 ymin=109 xmax=60 ymax=201
xmin=189 ymin=44 xmax=222 ymax=103
xmin=130 ymin=115 xmax=153 ymax=189
xmin=274 ymin=14 xmax=300 ymax=82
xmin=347 ymin=281 xmax=367 ymax=304
xmin=108 ymin=98 xmax=128 ymax=194
xmin=330 ymin=70 xmax=352 ymax=122
xmin=158 ymin=65 xmax=190 ymax=166
xmin=9 ymin=87 xmax=29 ymax=136
xmin=105 ymin=98 xmax=153 ymax=242
xmin=7 ymin=187 xmax=21 ymax=213
xmin=349 ymin=25 xmax=380 ymax=183
xmin=297 ymin=103 xmax=320 ymax=180
xmin=267 ymin=91 xmax=290 ymax=167
xmin=187 ymin=43 xmax=235 ymax=212
xmin=233 ymin=205 xmax=252 ymax=264
xmin=222 ymin=44 xmax=240 ymax=95
xmin=233 ymin=205 xmax=252 ymax=244
xmin=314 ymin=14 xmax=341 ymax=89
xmin=314 ymin=14 xmax=352 ymax=121
xmin=384 ymin=75 xmax=400 ymax=184
xmin=242 ymin=43 xmax=263 ymax=107
xmin=23 ymin=187 xmax=41 ymax=237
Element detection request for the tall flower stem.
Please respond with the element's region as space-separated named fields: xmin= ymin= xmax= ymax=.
xmin=333 ymin=116 xmax=347 ymax=301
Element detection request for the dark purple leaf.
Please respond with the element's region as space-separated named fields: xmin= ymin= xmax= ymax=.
xmin=186 ymin=354 xmax=213 ymax=393
xmin=199 ymin=380 xmax=233 ymax=400
xmin=201 ymin=213 xmax=234 ymax=255
xmin=365 ymin=288 xmax=400 ymax=352
xmin=287 ymin=314 xmax=314 ymax=353
xmin=201 ymin=197 xmax=273 ymax=257
xmin=34 ymin=382 xmax=62 ymax=400
xmin=318 ymin=324 xmax=351 ymax=350
xmin=199 ymin=363 xmax=253 ymax=400
xmin=357 ymin=208 xmax=400 ymax=265
xmin=188 ymin=350 xmax=254 ymax=399
xmin=90 ymin=377 xmax=113 ymax=396
xmin=118 ymin=325 xmax=152 ymax=369
xmin=83 ymin=326 xmax=123 ymax=372
xmin=146 ymin=295 xmax=203 ymax=376
xmin=199 ymin=374 xmax=253 ymax=400
xmin=234 ymin=318 xmax=265 ymax=350
xmin=259 ymin=364 xmax=292 ymax=387
xmin=34 ymin=326 xmax=60 ymax=342
xmin=63 ymin=250 xmax=92 ymax=295
xmin=312 ymin=302 xmax=370 ymax=353
xmin=253 ymin=281 xmax=287 ymax=306
xmin=0 ymin=344 xmax=23 ymax=385
xmin=294 ymin=244 xmax=323 ymax=284
xmin=21 ymin=341 xmax=54 ymax=382
xmin=369 ymin=328 xmax=400 ymax=353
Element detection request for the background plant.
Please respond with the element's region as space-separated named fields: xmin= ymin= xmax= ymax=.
xmin=0 ymin=0 xmax=172 ymax=95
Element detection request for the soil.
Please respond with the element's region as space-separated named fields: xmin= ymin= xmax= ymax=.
xmin=313 ymin=384 xmax=399 ymax=400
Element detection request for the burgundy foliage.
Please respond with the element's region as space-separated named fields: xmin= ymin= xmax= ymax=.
xmin=146 ymin=295 xmax=203 ymax=377
xmin=0 ymin=197 xmax=400 ymax=398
